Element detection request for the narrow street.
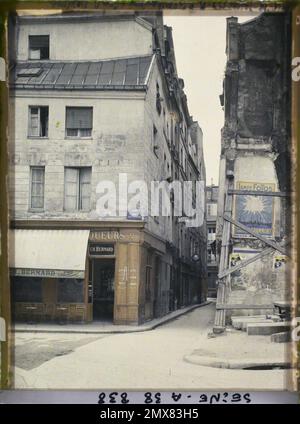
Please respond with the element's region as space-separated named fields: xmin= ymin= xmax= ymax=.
xmin=14 ymin=303 xmax=290 ymax=390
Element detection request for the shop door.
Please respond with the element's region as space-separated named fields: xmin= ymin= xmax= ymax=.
xmin=92 ymin=259 xmax=115 ymax=320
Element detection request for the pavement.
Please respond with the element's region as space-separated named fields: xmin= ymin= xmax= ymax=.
xmin=13 ymin=302 xmax=294 ymax=391
xmin=13 ymin=302 xmax=210 ymax=334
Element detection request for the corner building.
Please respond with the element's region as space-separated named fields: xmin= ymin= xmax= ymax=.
xmin=8 ymin=12 xmax=207 ymax=325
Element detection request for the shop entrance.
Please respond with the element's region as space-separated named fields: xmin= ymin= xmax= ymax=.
xmin=90 ymin=259 xmax=115 ymax=321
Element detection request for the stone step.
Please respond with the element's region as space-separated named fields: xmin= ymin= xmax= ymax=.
xmin=247 ymin=322 xmax=291 ymax=336
xmin=271 ymin=331 xmax=292 ymax=343
xmin=231 ymin=315 xmax=280 ymax=331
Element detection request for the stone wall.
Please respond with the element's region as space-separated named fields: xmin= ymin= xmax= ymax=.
xmin=217 ymin=13 xmax=291 ymax=318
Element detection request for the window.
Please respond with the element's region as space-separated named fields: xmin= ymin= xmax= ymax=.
xmin=64 ymin=167 xmax=91 ymax=211
xmin=65 ymin=107 xmax=93 ymax=138
xmin=29 ymin=35 xmax=49 ymax=60
xmin=156 ymin=83 xmax=162 ymax=115
xmin=28 ymin=106 xmax=48 ymax=137
xmin=153 ymin=125 xmax=159 ymax=157
xmin=30 ymin=166 xmax=45 ymax=210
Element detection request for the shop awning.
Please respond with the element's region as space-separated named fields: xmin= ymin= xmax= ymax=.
xmin=9 ymin=229 xmax=90 ymax=278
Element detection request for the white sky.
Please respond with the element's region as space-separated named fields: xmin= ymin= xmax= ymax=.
xmin=164 ymin=13 xmax=259 ymax=185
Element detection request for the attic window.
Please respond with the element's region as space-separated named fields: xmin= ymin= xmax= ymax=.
xmin=17 ymin=67 xmax=43 ymax=77
xmin=29 ymin=35 xmax=49 ymax=60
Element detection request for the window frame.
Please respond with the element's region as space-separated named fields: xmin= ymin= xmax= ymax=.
xmin=29 ymin=166 xmax=45 ymax=211
xmin=64 ymin=166 xmax=92 ymax=212
xmin=28 ymin=105 xmax=49 ymax=138
xmin=28 ymin=35 xmax=50 ymax=60
xmin=65 ymin=107 xmax=93 ymax=139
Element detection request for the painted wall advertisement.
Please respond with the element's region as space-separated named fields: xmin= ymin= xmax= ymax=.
xmin=234 ymin=181 xmax=275 ymax=237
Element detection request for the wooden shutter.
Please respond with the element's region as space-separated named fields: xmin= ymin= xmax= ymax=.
xmin=66 ymin=107 xmax=92 ymax=129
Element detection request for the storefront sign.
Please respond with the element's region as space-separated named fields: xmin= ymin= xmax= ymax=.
xmin=88 ymin=243 xmax=115 ymax=256
xmin=90 ymin=230 xmax=139 ymax=242
xmin=10 ymin=268 xmax=84 ymax=279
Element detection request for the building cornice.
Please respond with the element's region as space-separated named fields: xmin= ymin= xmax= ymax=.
xmin=10 ymin=219 xmax=146 ymax=230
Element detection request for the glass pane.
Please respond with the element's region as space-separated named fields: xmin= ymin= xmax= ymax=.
xmin=79 ymin=129 xmax=91 ymax=137
xmin=66 ymin=128 xmax=78 ymax=137
xmin=32 ymin=168 xmax=44 ymax=183
xmin=64 ymin=168 xmax=79 ymax=210
xmin=31 ymin=195 xmax=44 ymax=209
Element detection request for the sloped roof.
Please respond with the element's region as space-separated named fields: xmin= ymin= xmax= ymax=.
xmin=11 ymin=55 xmax=153 ymax=90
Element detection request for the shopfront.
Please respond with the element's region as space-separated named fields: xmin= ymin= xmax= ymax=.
xmin=10 ymin=229 xmax=90 ymax=322
xmin=10 ymin=225 xmax=173 ymax=325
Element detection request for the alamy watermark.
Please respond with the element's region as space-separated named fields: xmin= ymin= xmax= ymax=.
xmin=95 ymin=173 xmax=205 ymax=228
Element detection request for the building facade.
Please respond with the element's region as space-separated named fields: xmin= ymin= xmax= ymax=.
xmin=206 ymin=184 xmax=218 ymax=298
xmin=8 ymin=11 xmax=207 ymax=325
xmin=215 ymin=13 xmax=291 ymax=328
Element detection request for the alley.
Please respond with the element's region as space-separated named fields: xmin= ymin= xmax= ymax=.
xmin=14 ymin=303 xmax=290 ymax=391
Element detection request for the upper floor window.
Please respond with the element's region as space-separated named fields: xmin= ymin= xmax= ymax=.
xmin=64 ymin=167 xmax=91 ymax=211
xmin=29 ymin=35 xmax=49 ymax=60
xmin=30 ymin=166 xmax=45 ymax=210
xmin=65 ymin=107 xmax=93 ymax=138
xmin=28 ymin=106 xmax=49 ymax=138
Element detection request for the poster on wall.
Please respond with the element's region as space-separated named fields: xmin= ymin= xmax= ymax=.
xmin=234 ymin=181 xmax=275 ymax=238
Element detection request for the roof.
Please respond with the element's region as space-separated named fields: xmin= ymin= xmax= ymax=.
xmin=10 ymin=55 xmax=153 ymax=91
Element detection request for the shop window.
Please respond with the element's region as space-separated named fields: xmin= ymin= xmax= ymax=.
xmin=11 ymin=277 xmax=43 ymax=302
xmin=64 ymin=167 xmax=91 ymax=211
xmin=57 ymin=279 xmax=84 ymax=303
xmin=30 ymin=166 xmax=45 ymax=210
xmin=28 ymin=106 xmax=49 ymax=137
xmin=65 ymin=107 xmax=93 ymax=138
xmin=29 ymin=35 xmax=49 ymax=60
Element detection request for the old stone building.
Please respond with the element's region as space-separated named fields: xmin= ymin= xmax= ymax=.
xmin=8 ymin=11 xmax=207 ymax=325
xmin=215 ymin=12 xmax=291 ymax=331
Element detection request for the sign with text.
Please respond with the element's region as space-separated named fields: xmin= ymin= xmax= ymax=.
xmin=10 ymin=268 xmax=84 ymax=279
xmin=88 ymin=243 xmax=115 ymax=256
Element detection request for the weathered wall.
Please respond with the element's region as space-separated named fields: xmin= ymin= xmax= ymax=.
xmin=17 ymin=16 xmax=153 ymax=61
xmin=9 ymin=90 xmax=146 ymax=219
xmin=217 ymin=13 xmax=291 ymax=318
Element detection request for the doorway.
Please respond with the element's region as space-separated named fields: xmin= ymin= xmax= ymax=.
xmin=90 ymin=259 xmax=115 ymax=321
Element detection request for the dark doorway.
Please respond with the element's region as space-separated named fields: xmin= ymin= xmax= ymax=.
xmin=91 ymin=259 xmax=115 ymax=321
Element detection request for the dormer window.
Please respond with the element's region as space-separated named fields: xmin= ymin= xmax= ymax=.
xmin=29 ymin=35 xmax=49 ymax=60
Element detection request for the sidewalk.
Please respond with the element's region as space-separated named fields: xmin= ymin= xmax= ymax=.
xmin=184 ymin=326 xmax=292 ymax=371
xmin=13 ymin=301 xmax=210 ymax=334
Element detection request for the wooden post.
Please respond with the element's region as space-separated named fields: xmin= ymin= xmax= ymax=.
xmin=213 ymin=177 xmax=234 ymax=333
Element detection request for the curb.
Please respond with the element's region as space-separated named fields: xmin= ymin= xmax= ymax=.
xmin=13 ymin=301 xmax=211 ymax=335
xmin=184 ymin=354 xmax=291 ymax=370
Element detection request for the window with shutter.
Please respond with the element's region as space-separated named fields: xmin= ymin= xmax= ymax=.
xmin=30 ymin=167 xmax=45 ymax=209
xmin=65 ymin=107 xmax=93 ymax=138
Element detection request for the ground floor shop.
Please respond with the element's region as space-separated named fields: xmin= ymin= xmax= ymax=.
xmin=10 ymin=223 xmax=205 ymax=325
